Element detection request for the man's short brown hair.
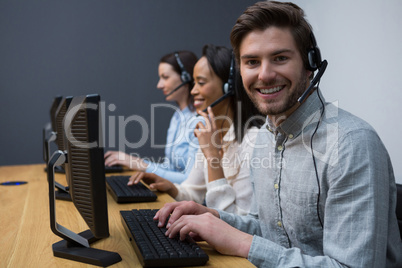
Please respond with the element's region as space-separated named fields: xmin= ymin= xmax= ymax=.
xmin=230 ymin=1 xmax=313 ymax=71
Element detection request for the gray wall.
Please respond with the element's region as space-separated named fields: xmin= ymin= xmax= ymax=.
xmin=297 ymin=0 xmax=402 ymax=183
xmin=1 ymin=0 xmax=402 ymax=183
xmin=0 ymin=0 xmax=256 ymax=166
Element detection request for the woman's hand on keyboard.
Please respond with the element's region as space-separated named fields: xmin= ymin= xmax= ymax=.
xmin=128 ymin=172 xmax=178 ymax=197
xmin=104 ymin=150 xmax=148 ymax=171
xmin=104 ymin=151 xmax=131 ymax=167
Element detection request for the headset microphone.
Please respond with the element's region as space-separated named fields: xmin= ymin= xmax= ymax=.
xmin=298 ymin=59 xmax=327 ymax=103
xmin=198 ymin=90 xmax=234 ymax=114
xmin=166 ymin=81 xmax=189 ymax=97
xmin=298 ymin=32 xmax=328 ymax=104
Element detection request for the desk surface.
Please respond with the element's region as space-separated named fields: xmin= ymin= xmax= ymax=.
xmin=0 ymin=164 xmax=254 ymax=268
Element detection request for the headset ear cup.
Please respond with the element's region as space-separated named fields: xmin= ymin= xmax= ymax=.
xmin=222 ymin=51 xmax=235 ymax=95
xmin=307 ymin=32 xmax=322 ymax=72
xmin=223 ymin=83 xmax=229 ymax=94
xmin=181 ymin=71 xmax=192 ymax=84
xmin=175 ymin=52 xmax=192 ymax=84
xmin=308 ymin=49 xmax=318 ymax=71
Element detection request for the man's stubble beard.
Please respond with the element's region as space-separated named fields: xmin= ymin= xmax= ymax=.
xmin=245 ymin=72 xmax=309 ymax=116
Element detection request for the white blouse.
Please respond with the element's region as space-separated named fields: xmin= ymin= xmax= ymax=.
xmin=174 ymin=125 xmax=259 ymax=215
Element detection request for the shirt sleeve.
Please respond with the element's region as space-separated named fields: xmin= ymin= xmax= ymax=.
xmin=217 ymin=188 xmax=262 ymax=236
xmin=144 ymin=135 xmax=198 ymax=184
xmin=144 ymin=112 xmax=200 ymax=184
xmin=245 ymin=129 xmax=398 ymax=267
xmin=174 ymin=149 xmax=207 ymax=204
xmin=144 ymin=161 xmax=186 ymax=184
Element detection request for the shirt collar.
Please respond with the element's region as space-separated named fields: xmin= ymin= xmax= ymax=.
xmin=173 ymin=105 xmax=196 ymax=119
xmin=181 ymin=105 xmax=191 ymax=114
xmin=266 ymin=89 xmax=325 ymax=138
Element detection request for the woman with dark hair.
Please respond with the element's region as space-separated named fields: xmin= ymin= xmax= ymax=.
xmin=129 ymin=44 xmax=263 ymax=215
xmin=104 ymin=50 xmax=201 ymax=184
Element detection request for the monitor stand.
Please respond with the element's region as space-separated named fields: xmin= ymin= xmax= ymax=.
xmin=54 ymin=181 xmax=71 ymax=201
xmin=52 ymin=230 xmax=122 ymax=267
xmin=47 ymin=151 xmax=121 ymax=267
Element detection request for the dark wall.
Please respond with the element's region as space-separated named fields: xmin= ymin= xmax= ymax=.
xmin=0 ymin=0 xmax=257 ymax=166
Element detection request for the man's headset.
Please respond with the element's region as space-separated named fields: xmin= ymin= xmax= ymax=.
xmin=166 ymin=52 xmax=193 ymax=97
xmin=197 ymin=32 xmax=326 ymax=112
xmin=301 ymin=31 xmax=328 ymax=229
xmin=198 ymin=52 xmax=236 ymax=114
xmin=298 ymin=32 xmax=328 ymax=103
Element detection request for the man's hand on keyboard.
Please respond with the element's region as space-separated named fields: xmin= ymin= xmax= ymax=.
xmin=164 ymin=210 xmax=253 ymax=258
xmin=155 ymin=201 xmax=219 ymax=228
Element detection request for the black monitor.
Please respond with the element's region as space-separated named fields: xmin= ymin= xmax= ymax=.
xmin=44 ymin=96 xmax=73 ymax=201
xmin=50 ymin=95 xmax=63 ymax=132
xmin=43 ymin=96 xmax=73 ymax=164
xmin=46 ymin=96 xmax=124 ymax=176
xmin=54 ymin=96 xmax=73 ymax=153
xmin=47 ymin=94 xmax=121 ymax=266
xmin=43 ymin=96 xmax=62 ymax=163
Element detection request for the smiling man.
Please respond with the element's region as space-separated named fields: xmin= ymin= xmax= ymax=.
xmin=154 ymin=1 xmax=402 ymax=267
xmin=238 ymin=26 xmax=309 ymax=123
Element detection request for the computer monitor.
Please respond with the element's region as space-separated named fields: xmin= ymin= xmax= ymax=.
xmin=54 ymin=96 xmax=73 ymax=153
xmin=43 ymin=96 xmax=62 ymax=163
xmin=44 ymin=96 xmax=73 ymax=201
xmin=50 ymin=95 xmax=63 ymax=132
xmin=46 ymin=95 xmax=124 ymax=176
xmin=47 ymin=94 xmax=121 ymax=266
xmin=43 ymin=96 xmax=73 ymax=165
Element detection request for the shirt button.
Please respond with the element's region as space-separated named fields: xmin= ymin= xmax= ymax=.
xmin=288 ymin=134 xmax=294 ymax=139
xmin=274 ymin=183 xmax=279 ymax=189
xmin=277 ymin=221 xmax=282 ymax=227
xmin=277 ymin=145 xmax=283 ymax=151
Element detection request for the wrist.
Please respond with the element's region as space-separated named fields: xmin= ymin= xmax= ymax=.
xmin=209 ymin=208 xmax=220 ymax=218
xmin=206 ymin=155 xmax=222 ymax=168
xmin=167 ymin=185 xmax=178 ymax=198
xmin=202 ymin=147 xmax=222 ymax=160
xmin=131 ymin=158 xmax=148 ymax=171
xmin=236 ymin=233 xmax=253 ymax=258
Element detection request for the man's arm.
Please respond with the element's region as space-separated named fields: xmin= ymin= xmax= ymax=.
xmin=246 ymin=128 xmax=395 ymax=267
xmin=161 ymin=129 xmax=397 ymax=267
xmin=154 ymin=201 xmax=258 ymax=257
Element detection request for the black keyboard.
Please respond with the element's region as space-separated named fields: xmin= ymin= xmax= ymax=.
xmin=45 ymin=165 xmax=124 ymax=174
xmin=104 ymin=165 xmax=124 ymax=173
xmin=106 ymin=176 xmax=157 ymax=203
xmin=120 ymin=209 xmax=209 ymax=267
